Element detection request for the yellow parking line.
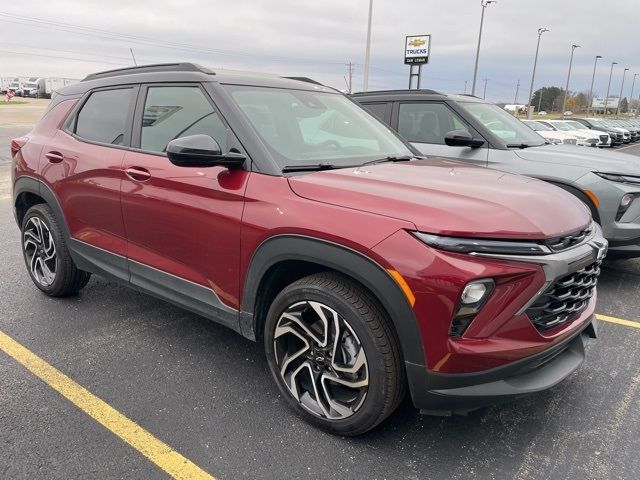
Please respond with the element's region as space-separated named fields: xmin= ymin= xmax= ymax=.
xmin=596 ymin=314 xmax=640 ymax=329
xmin=0 ymin=330 xmax=216 ymax=480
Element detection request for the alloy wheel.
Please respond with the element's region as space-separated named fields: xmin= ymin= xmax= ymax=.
xmin=23 ymin=216 xmax=57 ymax=287
xmin=273 ymin=300 xmax=369 ymax=420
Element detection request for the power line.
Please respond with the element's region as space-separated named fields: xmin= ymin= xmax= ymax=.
xmin=0 ymin=11 xmax=346 ymax=66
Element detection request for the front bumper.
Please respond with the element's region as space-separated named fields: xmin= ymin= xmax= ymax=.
xmin=407 ymin=318 xmax=597 ymax=415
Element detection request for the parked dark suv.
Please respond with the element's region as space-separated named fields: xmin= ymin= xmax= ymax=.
xmin=12 ymin=64 xmax=606 ymax=435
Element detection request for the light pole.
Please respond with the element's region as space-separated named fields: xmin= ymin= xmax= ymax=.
xmin=616 ymin=68 xmax=629 ymax=117
xmin=561 ymin=44 xmax=580 ymax=117
xmin=483 ymin=78 xmax=488 ymax=99
xmin=471 ymin=0 xmax=497 ymax=96
xmin=629 ymin=73 xmax=638 ymax=115
xmin=526 ymin=28 xmax=549 ymax=119
xmin=363 ymin=0 xmax=373 ymax=91
xmin=586 ymin=55 xmax=602 ymax=116
xmin=604 ymin=62 xmax=617 ymax=117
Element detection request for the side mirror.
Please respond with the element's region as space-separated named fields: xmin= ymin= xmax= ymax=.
xmin=166 ymin=135 xmax=245 ymax=169
xmin=444 ymin=130 xmax=485 ymax=148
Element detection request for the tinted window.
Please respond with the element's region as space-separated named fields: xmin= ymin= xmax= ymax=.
xmin=75 ymin=88 xmax=133 ymax=145
xmin=398 ymin=103 xmax=468 ymax=144
xmin=362 ymin=102 xmax=388 ymax=122
xmin=140 ymin=86 xmax=227 ymax=153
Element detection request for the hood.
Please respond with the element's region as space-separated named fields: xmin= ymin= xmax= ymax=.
xmin=515 ymin=144 xmax=640 ymax=174
xmin=288 ymin=159 xmax=590 ymax=239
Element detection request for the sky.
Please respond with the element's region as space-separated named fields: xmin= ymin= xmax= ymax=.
xmin=1 ymin=0 xmax=639 ymax=103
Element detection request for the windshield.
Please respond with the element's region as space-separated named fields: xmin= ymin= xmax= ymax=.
xmin=549 ymin=121 xmax=573 ymax=131
xmin=460 ymin=102 xmax=545 ymax=146
xmin=566 ymin=121 xmax=587 ymax=130
xmin=525 ymin=121 xmax=552 ymax=131
xmin=224 ymin=85 xmax=413 ymax=169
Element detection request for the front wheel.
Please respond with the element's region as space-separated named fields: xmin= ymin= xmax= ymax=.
xmin=264 ymin=272 xmax=405 ymax=436
xmin=21 ymin=204 xmax=91 ymax=296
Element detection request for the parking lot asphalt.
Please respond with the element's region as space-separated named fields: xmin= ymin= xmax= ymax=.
xmin=1 ymin=125 xmax=640 ymax=479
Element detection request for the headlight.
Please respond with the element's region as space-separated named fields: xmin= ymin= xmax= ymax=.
xmin=563 ymin=138 xmax=577 ymax=145
xmin=413 ymin=232 xmax=551 ymax=255
xmin=595 ymin=172 xmax=640 ymax=185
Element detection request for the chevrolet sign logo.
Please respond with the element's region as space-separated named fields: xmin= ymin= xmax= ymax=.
xmin=408 ymin=38 xmax=426 ymax=47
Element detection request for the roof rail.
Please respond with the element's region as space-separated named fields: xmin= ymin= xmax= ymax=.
xmin=351 ymin=88 xmax=441 ymax=96
xmin=82 ymin=63 xmax=214 ymax=82
xmin=283 ymin=76 xmax=324 ymax=86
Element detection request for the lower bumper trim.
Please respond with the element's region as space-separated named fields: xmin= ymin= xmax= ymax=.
xmin=407 ymin=320 xmax=594 ymax=415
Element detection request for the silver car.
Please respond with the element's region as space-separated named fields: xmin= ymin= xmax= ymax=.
xmin=353 ymin=90 xmax=640 ymax=257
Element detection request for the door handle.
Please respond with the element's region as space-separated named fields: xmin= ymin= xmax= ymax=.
xmin=125 ymin=166 xmax=151 ymax=182
xmin=45 ymin=151 xmax=64 ymax=163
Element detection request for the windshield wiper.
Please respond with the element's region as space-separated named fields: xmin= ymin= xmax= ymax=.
xmin=506 ymin=143 xmax=532 ymax=149
xmin=281 ymin=163 xmax=340 ymax=172
xmin=360 ymin=155 xmax=415 ymax=167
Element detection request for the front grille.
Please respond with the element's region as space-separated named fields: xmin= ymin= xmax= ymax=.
xmin=599 ymin=134 xmax=609 ymax=143
xmin=544 ymin=226 xmax=592 ymax=252
xmin=526 ymin=260 xmax=601 ymax=332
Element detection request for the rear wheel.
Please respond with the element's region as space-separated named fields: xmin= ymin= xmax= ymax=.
xmin=21 ymin=204 xmax=91 ymax=296
xmin=264 ymin=272 xmax=405 ymax=435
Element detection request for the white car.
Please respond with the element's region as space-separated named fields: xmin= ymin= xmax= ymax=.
xmin=562 ymin=120 xmax=612 ymax=147
xmin=521 ymin=120 xmax=578 ymax=145
xmin=537 ymin=120 xmax=601 ymax=147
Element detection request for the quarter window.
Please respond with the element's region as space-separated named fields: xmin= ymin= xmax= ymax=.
xmin=75 ymin=88 xmax=133 ymax=145
xmin=398 ymin=102 xmax=469 ymax=145
xmin=362 ymin=102 xmax=388 ymax=122
xmin=140 ymin=86 xmax=227 ymax=153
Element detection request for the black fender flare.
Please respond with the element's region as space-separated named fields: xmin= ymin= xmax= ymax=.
xmin=13 ymin=176 xmax=71 ymax=238
xmin=241 ymin=234 xmax=426 ymax=366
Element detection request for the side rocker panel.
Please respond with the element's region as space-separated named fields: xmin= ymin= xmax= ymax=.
xmin=241 ymin=235 xmax=426 ymax=366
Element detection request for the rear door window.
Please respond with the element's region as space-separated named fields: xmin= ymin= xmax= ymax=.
xmin=75 ymin=88 xmax=134 ymax=145
xmin=398 ymin=102 xmax=469 ymax=144
xmin=139 ymin=86 xmax=228 ymax=154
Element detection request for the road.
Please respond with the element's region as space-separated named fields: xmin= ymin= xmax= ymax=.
xmin=1 ymin=119 xmax=640 ymax=479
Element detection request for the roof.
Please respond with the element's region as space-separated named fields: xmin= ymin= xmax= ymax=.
xmin=57 ymin=63 xmax=337 ymax=97
xmin=350 ymin=89 xmax=487 ymax=103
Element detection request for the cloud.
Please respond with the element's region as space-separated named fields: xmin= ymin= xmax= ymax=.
xmin=1 ymin=0 xmax=638 ymax=101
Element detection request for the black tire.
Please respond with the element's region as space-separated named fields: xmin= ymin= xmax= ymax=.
xmin=264 ymin=272 xmax=406 ymax=436
xmin=21 ymin=204 xmax=91 ymax=297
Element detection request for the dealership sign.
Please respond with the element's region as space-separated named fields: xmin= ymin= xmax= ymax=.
xmin=591 ymin=97 xmax=620 ymax=109
xmin=404 ymin=35 xmax=431 ymax=64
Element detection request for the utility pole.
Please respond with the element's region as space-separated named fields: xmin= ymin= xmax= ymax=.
xmin=616 ymin=67 xmax=629 ymax=117
xmin=538 ymin=90 xmax=543 ymax=113
xmin=586 ymin=55 xmax=602 ymax=116
xmin=527 ymin=28 xmax=549 ymax=119
xmin=514 ymin=79 xmax=520 ymax=104
xmin=604 ymin=62 xmax=617 ymax=117
xmin=363 ymin=0 xmax=373 ymax=91
xmin=483 ymin=78 xmax=488 ymax=99
xmin=561 ymin=44 xmax=580 ymax=117
xmin=464 ymin=80 xmax=468 ymax=94
xmin=629 ymin=73 xmax=638 ymax=116
xmin=471 ymin=0 xmax=497 ymax=96
xmin=344 ymin=61 xmax=354 ymax=93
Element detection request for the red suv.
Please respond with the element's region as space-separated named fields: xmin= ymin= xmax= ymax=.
xmin=11 ymin=64 xmax=607 ymax=435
